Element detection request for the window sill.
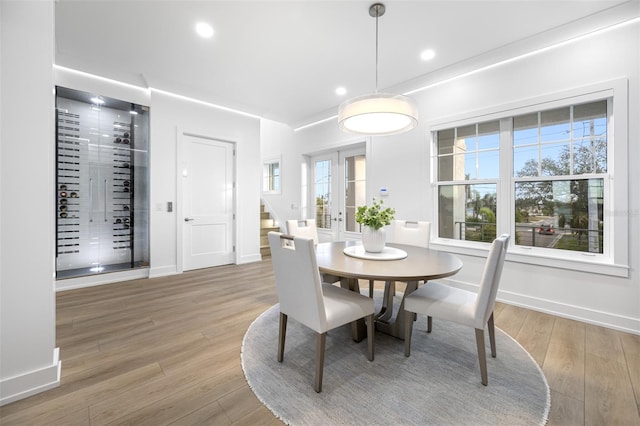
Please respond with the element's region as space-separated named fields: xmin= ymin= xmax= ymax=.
xmin=430 ymin=240 xmax=629 ymax=278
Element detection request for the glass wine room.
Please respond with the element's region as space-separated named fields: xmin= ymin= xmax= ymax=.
xmin=55 ymin=87 xmax=150 ymax=280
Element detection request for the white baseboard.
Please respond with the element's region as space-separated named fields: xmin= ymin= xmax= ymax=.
xmin=443 ymin=278 xmax=640 ymax=335
xmin=237 ymin=253 xmax=262 ymax=264
xmin=0 ymin=348 xmax=61 ymax=406
xmin=149 ymin=265 xmax=178 ymax=278
xmin=56 ymin=268 xmax=149 ymax=292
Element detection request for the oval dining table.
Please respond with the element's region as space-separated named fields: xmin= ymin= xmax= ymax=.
xmin=315 ymin=240 xmax=463 ymax=341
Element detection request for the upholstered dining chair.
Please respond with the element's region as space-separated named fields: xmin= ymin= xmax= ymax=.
xmin=286 ymin=219 xmax=340 ymax=284
xmin=286 ymin=219 xmax=319 ymax=244
xmin=376 ymin=220 xmax=432 ymax=298
xmin=391 ymin=220 xmax=431 ymax=247
xmin=403 ymin=233 xmax=510 ymax=386
xmin=268 ymin=231 xmax=375 ymax=392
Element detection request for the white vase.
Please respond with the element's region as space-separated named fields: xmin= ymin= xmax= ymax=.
xmin=362 ymin=226 xmax=386 ymax=253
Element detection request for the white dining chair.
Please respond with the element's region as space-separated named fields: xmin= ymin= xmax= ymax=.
xmin=403 ymin=234 xmax=510 ymax=386
xmin=391 ymin=220 xmax=431 ymax=247
xmin=286 ymin=219 xmax=319 ymax=244
xmin=376 ymin=220 xmax=431 ymax=301
xmin=286 ymin=219 xmax=340 ymax=284
xmin=268 ymin=231 xmax=375 ymax=392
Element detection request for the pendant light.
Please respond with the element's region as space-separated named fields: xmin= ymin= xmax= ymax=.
xmin=338 ymin=3 xmax=418 ymax=136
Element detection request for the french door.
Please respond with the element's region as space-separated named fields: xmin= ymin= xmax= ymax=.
xmin=310 ymin=146 xmax=366 ymax=241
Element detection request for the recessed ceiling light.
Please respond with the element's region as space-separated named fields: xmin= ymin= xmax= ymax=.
xmin=420 ymin=49 xmax=436 ymax=61
xmin=195 ymin=22 xmax=214 ymax=38
xmin=336 ymin=87 xmax=347 ymax=96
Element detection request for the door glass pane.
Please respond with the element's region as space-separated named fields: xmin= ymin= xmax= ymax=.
xmin=314 ymin=159 xmax=331 ymax=229
xmin=344 ymin=154 xmax=366 ymax=232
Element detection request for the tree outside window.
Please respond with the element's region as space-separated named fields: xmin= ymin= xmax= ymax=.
xmin=436 ymin=99 xmax=608 ymax=254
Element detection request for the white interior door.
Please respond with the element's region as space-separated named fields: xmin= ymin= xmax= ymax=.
xmin=182 ymin=134 xmax=235 ymax=271
xmin=310 ymin=146 xmax=366 ymax=242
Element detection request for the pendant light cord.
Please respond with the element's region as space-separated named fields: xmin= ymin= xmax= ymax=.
xmin=375 ymin=7 xmax=379 ymax=93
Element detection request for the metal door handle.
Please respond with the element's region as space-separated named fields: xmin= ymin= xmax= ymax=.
xmin=89 ymin=178 xmax=93 ymax=222
xmin=184 ymin=217 xmax=194 ymax=222
xmin=104 ymin=179 xmax=108 ymax=222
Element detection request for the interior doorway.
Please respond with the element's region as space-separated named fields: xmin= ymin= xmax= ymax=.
xmin=179 ymin=132 xmax=235 ymax=271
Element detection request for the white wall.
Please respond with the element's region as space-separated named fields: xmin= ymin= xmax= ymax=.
xmin=260 ymin=119 xmax=302 ymax=227
xmin=1 ymin=0 xmax=262 ymax=404
xmin=149 ymin=90 xmax=262 ymax=275
xmin=51 ymin=73 xmax=263 ymax=278
xmin=263 ymin=14 xmax=640 ymax=333
xmin=0 ymin=0 xmax=60 ymax=405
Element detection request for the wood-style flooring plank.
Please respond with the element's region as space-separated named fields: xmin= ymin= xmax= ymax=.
xmin=0 ymin=362 xmax=163 ymax=426
xmin=584 ymin=324 xmax=640 ymax=425
xmin=104 ymin=366 xmax=247 ymax=426
xmin=494 ymin=303 xmax=527 ymax=338
xmin=547 ymin=390 xmax=584 ymax=426
xmin=1 ymin=259 xmax=638 ymax=426
xmin=620 ymin=331 xmax=640 ymax=411
xmin=514 ymin=309 xmax=555 ymax=366
xmin=542 ymin=317 xmax=586 ymax=401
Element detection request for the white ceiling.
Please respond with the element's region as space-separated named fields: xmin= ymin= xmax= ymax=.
xmin=55 ymin=0 xmax=631 ymax=127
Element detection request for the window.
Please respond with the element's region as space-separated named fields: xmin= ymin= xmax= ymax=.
xmin=432 ymin=81 xmax=628 ymax=276
xmin=437 ymin=121 xmax=500 ymax=243
xmin=513 ymin=101 xmax=607 ymax=253
xmin=262 ymin=159 xmax=281 ymax=194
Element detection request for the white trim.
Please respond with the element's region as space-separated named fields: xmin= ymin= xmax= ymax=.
xmin=148 ymin=265 xmax=179 ymax=278
xmin=0 ymin=349 xmax=61 ymax=407
xmin=56 ymin=268 xmax=149 ymax=291
xmin=442 ymin=277 xmax=639 ymax=334
xmin=176 ymin=128 xmax=238 ymax=272
xmin=237 ymin=253 xmax=263 ymax=264
xmin=430 ymin=241 xmax=628 ymax=278
xmin=428 ymin=79 xmax=629 ymax=276
xmin=427 ymin=79 xmax=620 ymax=130
xmin=262 ymin=156 xmax=282 ymax=195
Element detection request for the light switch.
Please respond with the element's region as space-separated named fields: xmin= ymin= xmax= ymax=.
xmin=167 ymin=201 xmax=173 ymax=212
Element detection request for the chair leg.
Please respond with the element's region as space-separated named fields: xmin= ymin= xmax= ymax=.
xmin=278 ymin=312 xmax=287 ymax=362
xmin=488 ymin=312 xmax=496 ymax=358
xmin=427 ymin=316 xmax=432 ymax=333
xmin=404 ymin=310 xmax=414 ymax=357
xmin=369 ymin=279 xmax=374 ymax=298
xmin=367 ymin=314 xmax=375 ymax=361
xmin=314 ymin=332 xmax=326 ymax=393
xmin=475 ymin=328 xmax=488 ymax=386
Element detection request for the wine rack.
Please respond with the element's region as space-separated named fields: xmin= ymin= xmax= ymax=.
xmin=55 ymin=87 xmax=149 ymax=279
xmin=112 ymin=122 xmax=134 ymax=253
xmin=56 ymin=111 xmax=81 ymax=255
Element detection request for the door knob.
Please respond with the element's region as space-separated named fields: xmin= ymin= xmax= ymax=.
xmin=184 ymin=217 xmax=194 ymax=222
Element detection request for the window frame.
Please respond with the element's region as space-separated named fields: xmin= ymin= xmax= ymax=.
xmin=262 ymin=157 xmax=281 ymax=195
xmin=428 ymin=79 xmax=629 ymax=277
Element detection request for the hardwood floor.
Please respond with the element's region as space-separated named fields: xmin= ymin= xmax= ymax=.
xmin=1 ymin=260 xmax=639 ymax=425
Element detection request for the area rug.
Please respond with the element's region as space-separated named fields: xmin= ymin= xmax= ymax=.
xmin=241 ymin=299 xmax=550 ymax=426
